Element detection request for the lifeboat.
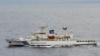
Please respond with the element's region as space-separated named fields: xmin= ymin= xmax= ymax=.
xmin=48 ymin=35 xmax=55 ymax=39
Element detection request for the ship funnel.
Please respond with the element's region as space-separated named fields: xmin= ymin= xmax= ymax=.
xmin=48 ymin=30 xmax=55 ymax=39
xmin=49 ymin=30 xmax=55 ymax=34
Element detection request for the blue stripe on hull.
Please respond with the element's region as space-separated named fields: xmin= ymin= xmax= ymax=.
xmin=22 ymin=41 xmax=30 ymax=46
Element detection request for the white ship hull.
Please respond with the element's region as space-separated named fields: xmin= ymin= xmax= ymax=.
xmin=6 ymin=39 xmax=97 ymax=47
xmin=29 ymin=40 xmax=97 ymax=47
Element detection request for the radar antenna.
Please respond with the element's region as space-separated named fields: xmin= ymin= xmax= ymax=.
xmin=62 ymin=26 xmax=67 ymax=31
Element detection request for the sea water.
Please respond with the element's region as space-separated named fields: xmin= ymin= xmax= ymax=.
xmin=0 ymin=3 xmax=100 ymax=56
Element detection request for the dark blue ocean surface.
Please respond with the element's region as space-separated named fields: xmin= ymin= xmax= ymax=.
xmin=0 ymin=3 xmax=100 ymax=56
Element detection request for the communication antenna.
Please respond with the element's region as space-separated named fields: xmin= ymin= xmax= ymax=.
xmin=39 ymin=26 xmax=47 ymax=33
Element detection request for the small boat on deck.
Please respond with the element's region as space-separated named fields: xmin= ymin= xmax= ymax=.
xmin=6 ymin=26 xmax=98 ymax=47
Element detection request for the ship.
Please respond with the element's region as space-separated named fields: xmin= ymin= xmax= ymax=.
xmin=6 ymin=26 xmax=98 ymax=47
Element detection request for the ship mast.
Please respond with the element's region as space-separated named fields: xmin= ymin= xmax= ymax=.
xmin=39 ymin=26 xmax=47 ymax=34
xmin=62 ymin=26 xmax=70 ymax=40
